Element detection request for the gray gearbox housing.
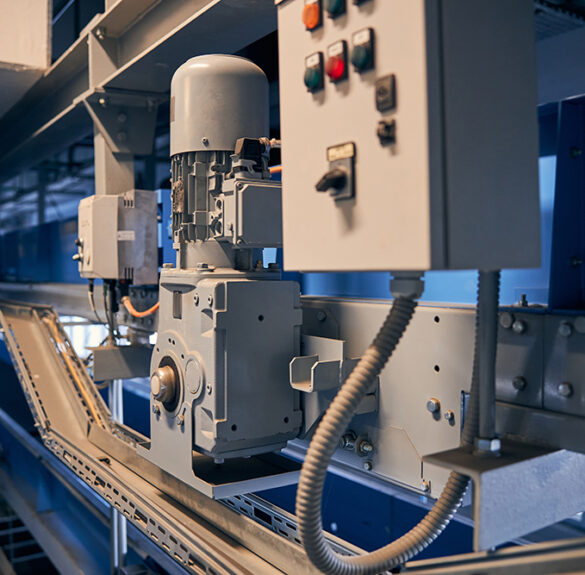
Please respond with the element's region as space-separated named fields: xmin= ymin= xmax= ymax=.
xmin=150 ymin=271 xmax=303 ymax=460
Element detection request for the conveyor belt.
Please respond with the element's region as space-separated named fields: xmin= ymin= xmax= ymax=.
xmin=0 ymin=300 xmax=340 ymax=575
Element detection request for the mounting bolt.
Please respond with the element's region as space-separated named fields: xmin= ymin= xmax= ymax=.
xmin=443 ymin=410 xmax=455 ymax=423
xmin=420 ymin=480 xmax=430 ymax=493
xmin=207 ymin=384 xmax=212 ymax=395
xmin=363 ymin=461 xmax=373 ymax=471
xmin=316 ymin=311 xmax=327 ymax=322
xmin=201 ymin=137 xmax=209 ymax=146
xmin=95 ymin=26 xmax=106 ymax=40
xmin=559 ymin=322 xmax=573 ymax=338
xmin=176 ymin=414 xmax=185 ymax=428
xmin=339 ymin=431 xmax=356 ymax=451
xmin=558 ymin=382 xmax=573 ymax=398
xmin=358 ymin=440 xmax=374 ymax=457
xmin=512 ymin=320 xmax=526 ymax=334
xmin=98 ymin=96 xmax=108 ymax=108
xmin=194 ymin=294 xmax=199 ymax=306
xmin=152 ymin=404 xmax=160 ymax=416
xmin=207 ymin=295 xmax=214 ymax=307
xmin=575 ymin=317 xmax=585 ymax=334
xmin=426 ymin=397 xmax=441 ymax=414
xmin=499 ymin=312 xmax=514 ymax=329
xmin=513 ymin=376 xmax=527 ymax=391
xmin=197 ymin=262 xmax=209 ymax=270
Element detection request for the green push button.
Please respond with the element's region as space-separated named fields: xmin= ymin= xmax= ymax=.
xmin=304 ymin=67 xmax=322 ymax=91
xmin=326 ymin=0 xmax=345 ymax=17
xmin=351 ymin=45 xmax=371 ymax=71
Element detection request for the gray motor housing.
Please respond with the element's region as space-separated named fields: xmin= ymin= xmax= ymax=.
xmin=170 ymin=54 xmax=269 ymax=156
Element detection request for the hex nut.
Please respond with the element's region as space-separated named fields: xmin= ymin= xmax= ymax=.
xmin=475 ymin=437 xmax=501 ymax=453
xmin=558 ymin=382 xmax=573 ymax=398
xmin=358 ymin=440 xmax=374 ymax=456
xmin=513 ymin=376 xmax=527 ymax=391
xmin=426 ymin=398 xmax=441 ymax=414
xmin=558 ymin=322 xmax=573 ymax=338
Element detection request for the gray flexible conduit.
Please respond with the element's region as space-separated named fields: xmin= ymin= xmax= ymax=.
xmin=296 ymin=272 xmax=500 ymax=575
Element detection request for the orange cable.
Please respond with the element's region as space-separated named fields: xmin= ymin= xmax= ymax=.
xmin=121 ymin=296 xmax=160 ymax=318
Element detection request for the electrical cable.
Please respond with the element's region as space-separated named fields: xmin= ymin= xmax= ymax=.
xmin=87 ymin=279 xmax=105 ymax=325
xmin=121 ymin=296 xmax=160 ymax=318
xmin=295 ymin=271 xmax=499 ymax=575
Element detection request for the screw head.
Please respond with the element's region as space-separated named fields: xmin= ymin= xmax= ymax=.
xmin=513 ymin=376 xmax=527 ymax=391
xmin=201 ymin=137 xmax=209 ymax=146
xmin=152 ymin=404 xmax=160 ymax=415
xmin=316 ymin=311 xmax=327 ymax=322
xmin=499 ymin=312 xmax=514 ymax=329
xmin=512 ymin=320 xmax=527 ymax=334
xmin=426 ymin=398 xmax=441 ymax=414
xmin=207 ymin=295 xmax=214 ymax=307
xmin=443 ymin=410 xmax=455 ymax=423
xmin=176 ymin=414 xmax=185 ymax=427
xmin=559 ymin=322 xmax=573 ymax=338
xmin=575 ymin=317 xmax=585 ymax=334
xmin=420 ymin=480 xmax=430 ymax=493
xmin=363 ymin=461 xmax=373 ymax=471
xmin=196 ymin=262 xmax=209 ymax=270
xmin=558 ymin=382 xmax=573 ymax=398
xmin=194 ymin=294 xmax=199 ymax=306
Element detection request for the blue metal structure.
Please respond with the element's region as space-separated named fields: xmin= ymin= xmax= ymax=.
xmin=0 ymin=97 xmax=582 ymax=572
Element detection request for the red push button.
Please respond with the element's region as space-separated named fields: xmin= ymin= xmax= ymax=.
xmin=302 ymin=1 xmax=321 ymax=30
xmin=326 ymin=56 xmax=346 ymax=82
xmin=326 ymin=40 xmax=348 ymax=82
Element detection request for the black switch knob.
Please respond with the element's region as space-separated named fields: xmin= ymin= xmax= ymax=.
xmin=316 ymin=168 xmax=347 ymax=194
xmin=377 ymin=120 xmax=396 ymax=146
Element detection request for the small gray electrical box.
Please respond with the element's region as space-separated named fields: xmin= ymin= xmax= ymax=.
xmin=277 ymin=0 xmax=540 ymax=271
xmin=77 ymin=190 xmax=158 ymax=285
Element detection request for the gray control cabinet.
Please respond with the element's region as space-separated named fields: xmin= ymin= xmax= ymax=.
xmin=277 ymin=0 xmax=540 ymax=271
xmin=77 ymin=190 xmax=158 ymax=285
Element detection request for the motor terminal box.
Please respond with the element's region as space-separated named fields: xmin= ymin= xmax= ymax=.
xmin=276 ymin=0 xmax=540 ymax=271
xmin=77 ymin=190 xmax=158 ymax=285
